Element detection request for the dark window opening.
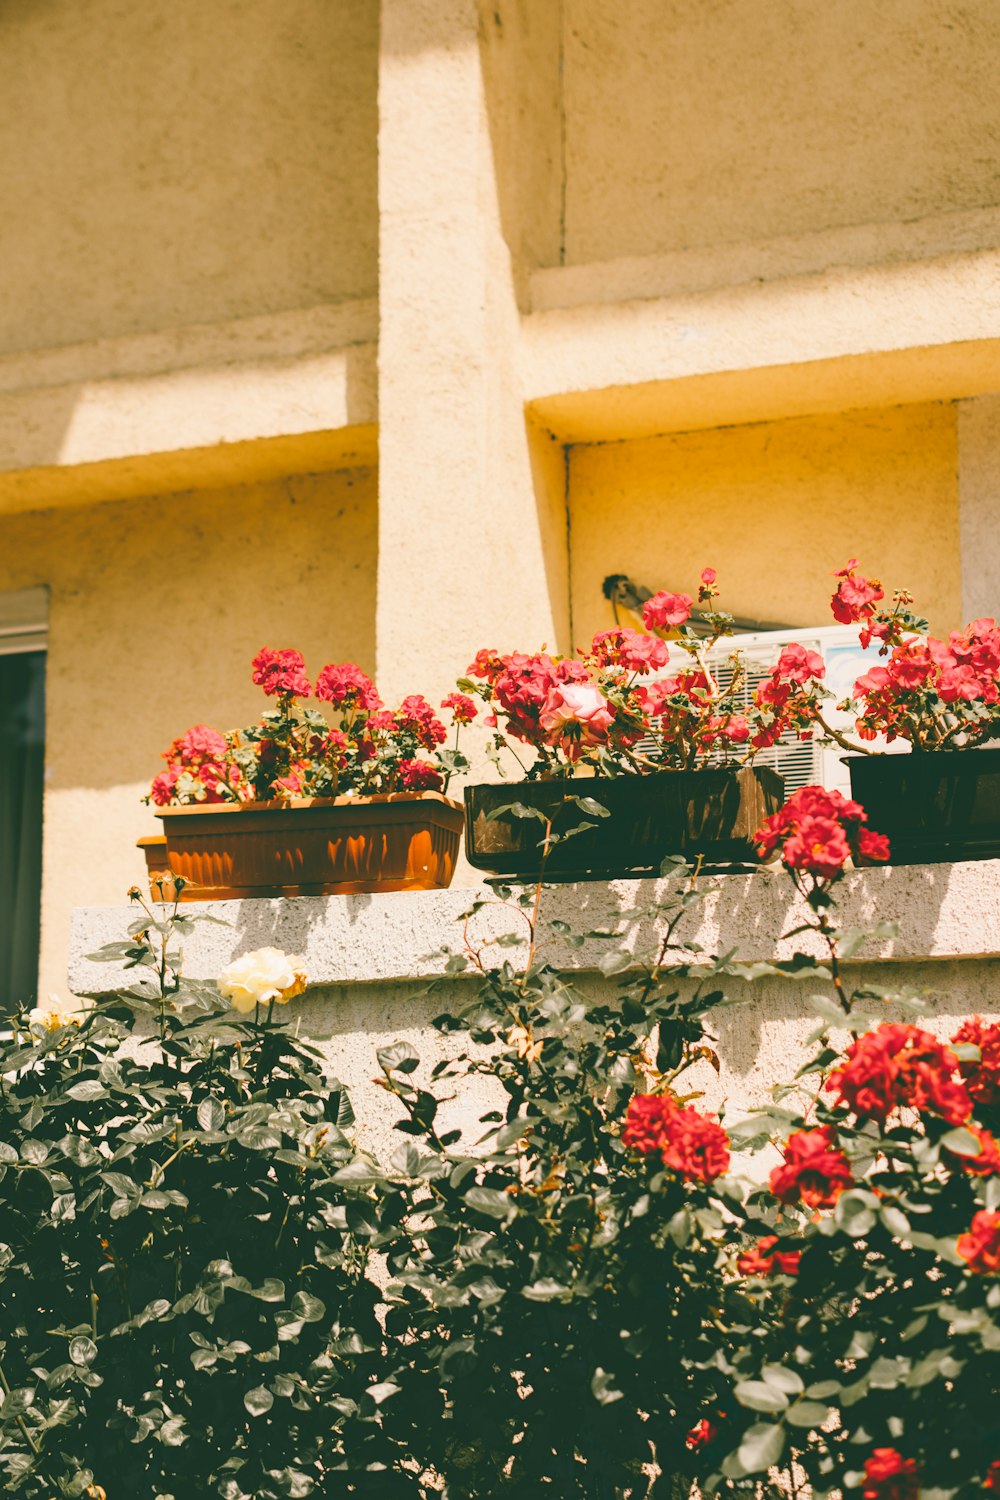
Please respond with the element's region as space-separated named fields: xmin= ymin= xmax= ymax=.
xmin=0 ymin=650 xmax=45 ymax=1013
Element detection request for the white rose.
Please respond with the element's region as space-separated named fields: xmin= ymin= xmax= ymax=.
xmin=217 ymin=948 xmax=307 ymax=1013
xmin=27 ymin=995 xmax=78 ymax=1035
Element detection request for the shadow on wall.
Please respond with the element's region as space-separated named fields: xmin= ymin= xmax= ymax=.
xmin=0 ymin=466 xmax=378 ymax=794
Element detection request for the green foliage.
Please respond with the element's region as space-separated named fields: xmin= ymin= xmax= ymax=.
xmin=5 ymin=863 xmax=1000 ymax=1499
xmin=0 ymin=898 xmax=391 ymax=1499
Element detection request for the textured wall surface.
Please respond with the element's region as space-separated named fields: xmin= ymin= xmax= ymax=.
xmin=0 ymin=0 xmax=378 ymax=355
xmin=561 ymin=0 xmax=1000 ymax=269
xmin=0 ymin=467 xmax=377 ymax=999
xmin=568 ymin=402 xmax=961 ymax=645
xmin=69 ymin=867 xmax=1000 ymax=1161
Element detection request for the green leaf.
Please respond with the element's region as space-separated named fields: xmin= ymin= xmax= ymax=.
xmin=941 ymin=1127 xmax=983 ymax=1158
xmin=66 ymin=1079 xmax=107 ymax=1102
xmin=521 ymin=1278 xmax=569 ymax=1302
xmin=761 ymin=1364 xmax=804 ymax=1397
xmin=69 ymin=1336 xmax=97 ymax=1366
xmin=197 ymin=1098 xmax=225 ymax=1132
xmin=737 ymin=1422 xmax=786 ymax=1474
xmin=366 ymin=1381 xmax=400 ymax=1406
xmin=568 ymin=795 xmax=611 ymax=818
xmin=465 ymin=1186 xmax=516 ymax=1219
xmin=244 ymin=1386 xmax=274 ymax=1417
xmin=377 ymin=1041 xmax=420 ymax=1074
xmin=734 ymin=1380 xmax=789 ymax=1414
xmin=291 ymin=1291 xmax=325 ymax=1323
xmin=786 ymin=1400 xmax=833 ymax=1429
xmin=880 ymin=1204 xmax=911 ymax=1237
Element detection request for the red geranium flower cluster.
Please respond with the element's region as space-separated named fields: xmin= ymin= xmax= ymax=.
xmin=151 ymin=723 xmax=245 ymax=807
xmin=440 ymin=692 xmax=478 ymax=725
xmin=861 ymin=1448 xmax=920 ymax=1500
xmin=827 ymin=1023 xmax=971 ymax=1126
xmin=463 ymin=569 xmax=852 ymax=775
xmin=314 ymin=662 xmax=383 ymax=713
xmin=830 ymin=562 xmax=1000 ymax=748
xmin=769 ymin=1125 xmax=854 ymax=1209
xmin=149 ymin=651 xmax=469 ymax=807
xmin=958 ymin=1210 xmax=1000 ymax=1275
xmin=754 ymin=785 xmax=890 ymax=884
xmin=589 ymin=627 xmax=670 ymax=675
xmin=622 ymin=1093 xmax=731 ymax=1183
xmin=952 ymin=1017 xmax=1000 ymax=1107
xmin=642 ymin=591 xmax=694 ymax=631
xmin=984 ymin=1460 xmax=1000 ymax=1491
xmin=251 ymin=647 xmax=312 ymax=700
xmin=736 ymin=1235 xmax=802 ymax=1277
xmin=752 ymin=643 xmax=828 ymax=749
xmin=831 ymin=559 xmax=886 ymax=639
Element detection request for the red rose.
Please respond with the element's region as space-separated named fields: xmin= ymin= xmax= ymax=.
xmin=755 ymin=785 xmax=890 ymax=884
xmin=621 ymin=1093 xmax=674 ymax=1154
xmin=251 ymin=647 xmax=311 ymax=699
xmin=769 ymin=1126 xmax=853 ymax=1209
xmin=958 ymin=1210 xmax=1000 ymax=1275
xmin=685 ymin=1418 xmax=718 ymax=1451
xmin=827 ymin=1024 xmax=971 ymax=1126
xmin=862 ymin=1448 xmax=919 ymax=1500
xmin=857 ymin=828 xmax=891 ymax=863
xmin=953 ymin=1017 xmax=1000 ymax=1107
xmin=947 ymin=1123 xmax=1000 ymax=1177
xmin=736 ymin=1235 xmax=801 ymax=1277
xmin=622 ymin=1094 xmax=730 ymax=1182
xmin=780 ymin=815 xmax=852 ymax=879
xmin=659 ymin=1105 xmax=731 ymax=1183
xmin=700 ymin=567 xmax=717 ymax=586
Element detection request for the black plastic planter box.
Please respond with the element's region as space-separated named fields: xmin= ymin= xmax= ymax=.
xmin=464 ymin=767 xmax=784 ymax=881
xmin=846 ymin=748 xmax=1000 ymax=864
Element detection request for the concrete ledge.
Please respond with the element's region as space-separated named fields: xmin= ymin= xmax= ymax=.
xmin=68 ymin=860 xmax=1000 ymax=997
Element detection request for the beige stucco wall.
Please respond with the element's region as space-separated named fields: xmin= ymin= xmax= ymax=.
xmin=567 ymin=402 xmax=962 ymax=646
xmin=0 ymin=467 xmax=377 ymax=999
xmin=0 ymin=0 xmax=378 ymax=356
xmin=561 ymin=0 xmax=1000 ymax=269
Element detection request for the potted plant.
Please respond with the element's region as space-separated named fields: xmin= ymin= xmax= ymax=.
xmin=825 ymin=559 xmax=1000 ymax=863
xmin=140 ymin=649 xmax=473 ymax=898
xmin=457 ymin=569 xmax=837 ymax=879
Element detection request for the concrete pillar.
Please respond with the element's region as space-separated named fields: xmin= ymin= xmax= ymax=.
xmin=375 ymin=0 xmax=569 ymax=703
xmin=958 ymin=394 xmax=1000 ymax=622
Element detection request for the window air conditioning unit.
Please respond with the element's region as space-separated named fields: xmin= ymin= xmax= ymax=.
xmin=644 ymin=624 xmax=903 ymax=796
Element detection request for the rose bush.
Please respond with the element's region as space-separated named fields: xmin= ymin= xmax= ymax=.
xmin=149 ymin=648 xmax=474 ymax=806
xmin=6 ymin=786 xmax=1000 ymax=1498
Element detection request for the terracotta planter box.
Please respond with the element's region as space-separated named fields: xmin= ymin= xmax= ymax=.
xmin=143 ymin=794 xmax=464 ymax=900
xmin=464 ymin=767 xmax=784 ymax=880
xmin=846 ymin=749 xmax=1000 ymax=864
